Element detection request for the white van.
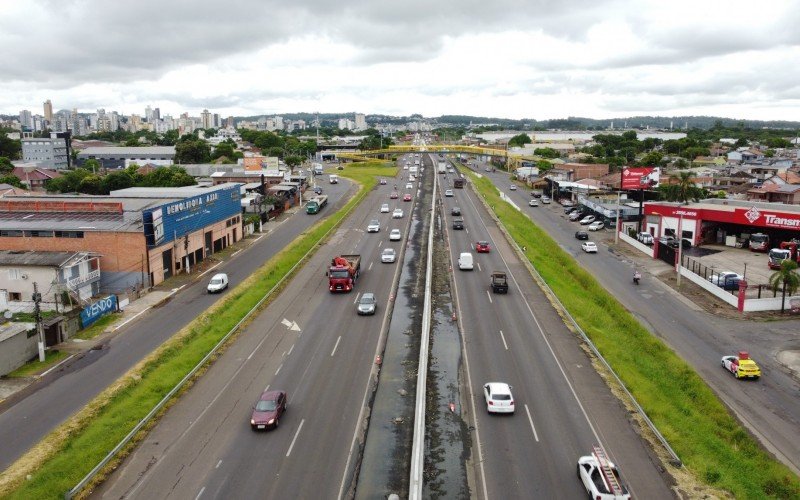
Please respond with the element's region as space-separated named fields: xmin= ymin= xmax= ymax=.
xmin=329 ymin=174 xmax=339 ymax=184
xmin=458 ymin=252 xmax=474 ymax=270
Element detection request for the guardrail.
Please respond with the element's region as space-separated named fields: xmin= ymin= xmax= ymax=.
xmin=66 ymin=181 xmax=368 ymax=499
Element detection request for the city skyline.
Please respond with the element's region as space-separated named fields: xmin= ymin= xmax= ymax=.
xmin=2 ymin=0 xmax=799 ymax=121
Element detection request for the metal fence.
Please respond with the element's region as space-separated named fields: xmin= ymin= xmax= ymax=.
xmin=681 ymin=255 xmax=777 ymax=298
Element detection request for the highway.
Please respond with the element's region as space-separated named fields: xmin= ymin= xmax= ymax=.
xmin=476 ymin=162 xmax=800 ymax=475
xmin=95 ymin=164 xmax=415 ymax=498
xmin=436 ymin=166 xmax=672 ymax=499
xmin=0 ymin=178 xmax=354 ymax=472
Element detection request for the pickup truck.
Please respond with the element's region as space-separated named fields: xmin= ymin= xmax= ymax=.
xmin=328 ymin=254 xmax=361 ymax=292
xmin=306 ymin=195 xmax=328 ymax=214
xmin=490 ymin=271 xmax=508 ymax=294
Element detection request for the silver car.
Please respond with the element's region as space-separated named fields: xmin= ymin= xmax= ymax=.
xmin=357 ymin=292 xmax=377 ymax=315
xmin=367 ymin=219 xmax=381 ymax=232
xmin=381 ymin=248 xmax=396 ymax=263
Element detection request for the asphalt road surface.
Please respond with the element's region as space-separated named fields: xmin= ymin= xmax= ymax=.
xmin=0 ymin=178 xmax=353 ymax=473
xmin=437 ymin=169 xmax=673 ymax=499
xmin=95 ymin=169 xmax=413 ymax=498
xmin=478 ymin=163 xmax=800 ymax=475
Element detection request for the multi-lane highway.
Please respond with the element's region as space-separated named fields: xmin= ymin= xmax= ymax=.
xmin=95 ymin=165 xmax=417 ymax=498
xmin=436 ymin=166 xmax=672 ymax=498
xmin=475 ymin=162 xmax=800 ymax=475
xmin=0 ymin=178 xmax=354 ymax=472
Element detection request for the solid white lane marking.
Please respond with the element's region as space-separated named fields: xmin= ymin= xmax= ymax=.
xmin=486 ymin=290 xmax=493 ymax=304
xmin=525 ymin=404 xmax=540 ymax=442
xmin=275 ymin=363 xmax=282 ymax=376
xmin=286 ymin=419 xmax=305 ymax=457
xmin=331 ymin=336 xmax=342 ymax=357
xmin=499 ymin=330 xmax=508 ymax=350
xmin=215 ymin=460 xmax=222 ymax=469
xmin=353 ymin=292 xmax=361 ymax=304
xmin=195 ymin=486 xmax=206 ymax=500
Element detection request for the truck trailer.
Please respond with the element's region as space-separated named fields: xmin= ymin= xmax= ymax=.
xmin=306 ymin=195 xmax=328 ymax=214
xmin=438 ymin=162 xmax=447 ymax=174
xmin=328 ymin=254 xmax=361 ymax=292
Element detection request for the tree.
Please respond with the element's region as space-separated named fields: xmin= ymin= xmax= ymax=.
xmin=101 ymin=171 xmax=135 ymax=193
xmin=534 ymin=147 xmax=559 ymax=159
xmin=83 ymin=159 xmax=101 ymax=173
xmin=768 ymin=260 xmax=800 ymax=314
xmin=211 ymin=142 xmax=238 ymax=162
xmin=0 ymin=156 xmax=13 ymax=174
xmin=0 ymin=174 xmax=23 ymax=188
xmin=508 ymin=133 xmax=532 ymax=147
xmin=536 ymin=160 xmax=553 ymax=172
xmin=638 ymin=151 xmax=663 ymax=166
xmin=284 ymin=155 xmax=303 ymax=170
xmin=45 ymin=168 xmax=93 ymax=193
xmin=661 ymin=171 xmax=703 ymax=203
xmin=267 ymin=147 xmax=284 ymax=158
xmin=0 ymin=135 xmax=21 ymax=159
xmin=78 ymin=175 xmax=103 ymax=194
xmin=175 ymin=139 xmax=211 ymax=164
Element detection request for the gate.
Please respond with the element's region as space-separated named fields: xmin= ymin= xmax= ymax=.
xmin=657 ymin=242 xmax=676 ymax=266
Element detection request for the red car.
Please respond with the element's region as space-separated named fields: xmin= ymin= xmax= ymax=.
xmin=403 ymin=193 xmax=412 ymax=202
xmin=475 ymin=241 xmax=491 ymax=253
xmin=390 ymin=191 xmax=399 ymax=199
xmin=250 ymin=390 xmax=287 ymax=431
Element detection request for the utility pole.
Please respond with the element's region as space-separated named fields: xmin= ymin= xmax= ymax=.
xmin=33 ymin=282 xmax=45 ymax=362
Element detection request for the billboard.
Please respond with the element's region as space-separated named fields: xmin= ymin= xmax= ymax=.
xmin=621 ymin=167 xmax=660 ymax=190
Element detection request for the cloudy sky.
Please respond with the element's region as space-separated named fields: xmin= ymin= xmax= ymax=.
xmin=2 ymin=0 xmax=799 ymax=121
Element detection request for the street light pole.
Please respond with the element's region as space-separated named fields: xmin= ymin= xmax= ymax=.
xmin=615 ymin=190 xmax=621 ymax=245
xmin=676 ymin=214 xmax=684 ymax=287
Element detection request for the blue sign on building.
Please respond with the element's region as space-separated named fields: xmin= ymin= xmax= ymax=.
xmin=80 ymin=295 xmax=118 ymax=328
xmin=142 ymin=185 xmax=241 ymax=248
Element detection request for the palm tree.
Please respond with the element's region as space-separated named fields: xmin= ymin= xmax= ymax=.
xmin=668 ymin=171 xmax=699 ymax=203
xmin=768 ymin=260 xmax=800 ymax=314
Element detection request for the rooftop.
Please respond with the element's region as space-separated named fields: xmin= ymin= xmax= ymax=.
xmin=0 ymin=250 xmax=93 ymax=267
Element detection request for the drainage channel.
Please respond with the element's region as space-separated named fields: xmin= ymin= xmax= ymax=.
xmin=354 ymin=173 xmax=432 ymax=499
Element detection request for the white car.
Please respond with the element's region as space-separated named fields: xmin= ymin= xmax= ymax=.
xmin=577 ymin=453 xmax=631 ymax=499
xmin=367 ymin=219 xmax=381 ymax=233
xmin=587 ymin=220 xmax=605 ymax=231
xmin=389 ymin=229 xmax=402 ymax=241
xmin=403 ymin=165 xmax=409 ymax=170
xmin=405 ymin=182 xmax=413 ymax=189
xmin=582 ymin=242 xmax=598 ymax=253
xmin=509 ymin=185 xmax=517 ymax=191
xmin=529 ymin=199 xmax=539 ymax=207
xmin=409 ymin=175 xmax=416 ymax=181
xmin=392 ymin=208 xmax=404 ymax=219
xmin=541 ymin=196 xmax=551 ymax=204
xmin=380 ymin=203 xmax=390 ymax=213
xmin=381 ymin=248 xmax=396 ymax=263
xmin=709 ymin=271 xmax=742 ymax=286
xmin=207 ymin=273 xmax=229 ymax=293
xmin=580 ymin=215 xmax=596 ymax=225
xmin=483 ymin=382 xmax=515 ymax=414
xmin=444 ymin=189 xmax=454 ymax=197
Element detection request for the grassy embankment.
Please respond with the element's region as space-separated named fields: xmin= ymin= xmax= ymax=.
xmin=467 ymin=170 xmax=799 ymax=499
xmin=0 ymin=161 xmax=394 ymax=499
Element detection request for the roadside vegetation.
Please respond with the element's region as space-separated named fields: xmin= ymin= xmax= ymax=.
xmin=0 ymin=161 xmax=394 ymax=499
xmin=463 ymin=168 xmax=799 ymax=499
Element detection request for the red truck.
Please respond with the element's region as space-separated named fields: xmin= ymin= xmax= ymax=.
xmin=328 ymin=254 xmax=361 ymax=292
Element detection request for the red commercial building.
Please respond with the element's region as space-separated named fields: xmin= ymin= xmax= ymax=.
xmin=642 ymin=199 xmax=800 ymax=249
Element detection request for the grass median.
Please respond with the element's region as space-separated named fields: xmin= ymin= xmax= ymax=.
xmin=0 ymin=161 xmax=394 ymax=499
xmin=466 ymin=169 xmax=799 ymax=499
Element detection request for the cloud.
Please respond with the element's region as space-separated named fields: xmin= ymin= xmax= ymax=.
xmin=2 ymin=0 xmax=800 ymax=120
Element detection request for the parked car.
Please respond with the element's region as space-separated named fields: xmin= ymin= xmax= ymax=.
xmin=250 ymin=390 xmax=287 ymax=430
xmin=569 ymin=211 xmax=584 ymax=221
xmin=381 ymin=248 xmax=396 ymax=263
xmin=392 ymin=208 xmax=404 ymax=219
xmin=575 ymin=231 xmax=589 ymax=240
xmin=475 ymin=241 xmax=490 ymax=253
xmin=451 ymin=207 xmax=461 ymax=216
xmin=483 ymin=382 xmax=515 ymax=414
xmin=587 ymin=220 xmax=605 ymax=231
xmin=389 ymin=229 xmax=402 ymax=241
xmin=579 ymin=215 xmax=597 ymax=225
xmin=708 ymin=271 xmax=742 ymax=286
xmin=637 ymin=232 xmax=654 ymax=245
xmin=444 ymin=189 xmax=454 ymax=197
xmin=357 ymin=292 xmax=377 ymax=315
xmin=380 ymin=203 xmax=390 ymax=213
xmin=658 ymin=236 xmax=692 ymax=249
xmin=367 ymin=219 xmax=381 ymax=233
xmin=207 ymin=273 xmax=229 ymax=293
xmin=565 ymin=206 xmax=579 ymax=214
xmin=541 ymin=196 xmax=551 ymax=204
xmin=581 ymin=242 xmax=598 ymax=253
xmin=529 ymin=199 xmax=539 ymax=207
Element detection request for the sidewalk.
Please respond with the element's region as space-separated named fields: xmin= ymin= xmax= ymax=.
xmin=0 ymin=208 xmax=299 ymax=402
